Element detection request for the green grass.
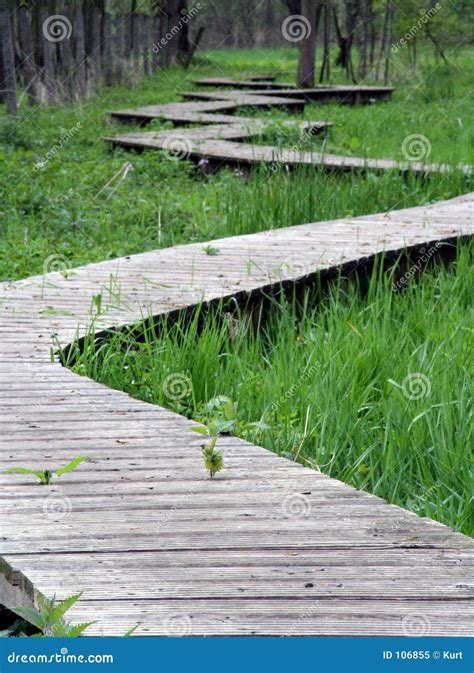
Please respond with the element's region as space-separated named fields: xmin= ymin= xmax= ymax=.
xmin=66 ymin=243 xmax=473 ymax=536
xmin=1 ymin=46 xmax=472 ymax=281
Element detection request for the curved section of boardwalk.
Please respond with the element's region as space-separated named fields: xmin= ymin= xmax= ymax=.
xmin=106 ymin=93 xmax=471 ymax=176
xmin=1 ymin=194 xmax=473 ymax=635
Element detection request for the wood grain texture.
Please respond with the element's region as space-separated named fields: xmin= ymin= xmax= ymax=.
xmin=0 ymin=188 xmax=473 ymax=635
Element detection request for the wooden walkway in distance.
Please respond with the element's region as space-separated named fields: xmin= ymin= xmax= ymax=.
xmin=106 ymin=88 xmax=471 ymax=176
xmin=109 ymin=96 xmax=306 ymax=125
xmin=104 ymin=119 xmax=332 ymax=153
xmin=192 ymin=77 xmax=296 ymax=90
xmin=105 ymin=132 xmax=471 ymax=176
xmin=180 ymin=90 xmax=307 ymax=111
xmin=182 ymin=85 xmax=395 ymax=105
xmin=1 ymin=193 xmax=473 ymax=636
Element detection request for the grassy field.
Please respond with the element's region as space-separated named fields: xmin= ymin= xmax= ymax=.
xmin=68 ymin=243 xmax=473 ymax=536
xmin=0 ymin=47 xmax=472 ymax=281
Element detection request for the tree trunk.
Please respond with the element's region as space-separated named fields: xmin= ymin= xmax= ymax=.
xmin=59 ymin=0 xmax=75 ymax=101
xmin=142 ymin=15 xmax=150 ymax=76
xmin=113 ymin=16 xmax=125 ymax=82
xmin=177 ymin=0 xmax=190 ymax=62
xmin=160 ymin=0 xmax=181 ymax=68
xmin=102 ymin=12 xmax=113 ymax=86
xmin=297 ymin=0 xmax=318 ymax=88
xmin=369 ymin=7 xmax=376 ymax=67
xmin=74 ymin=4 xmax=87 ymax=97
xmin=334 ymin=0 xmax=359 ymax=82
xmin=123 ymin=5 xmax=133 ymax=63
xmin=358 ymin=0 xmax=370 ymax=80
xmin=375 ymin=0 xmax=389 ymax=81
xmin=182 ymin=25 xmax=205 ymax=70
xmin=131 ymin=6 xmax=140 ymax=71
xmin=285 ymin=0 xmax=302 ymax=14
xmin=17 ymin=2 xmax=40 ymax=106
xmin=88 ymin=3 xmax=102 ymax=89
xmin=424 ymin=26 xmax=449 ymax=65
xmin=319 ymin=0 xmax=330 ymax=82
xmin=383 ymin=0 xmax=394 ymax=84
xmin=0 ymin=0 xmax=17 ymax=113
xmin=39 ymin=6 xmax=57 ymax=103
xmin=151 ymin=16 xmax=160 ymax=71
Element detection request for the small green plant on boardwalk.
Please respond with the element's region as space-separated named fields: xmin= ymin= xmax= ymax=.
xmin=5 ymin=456 xmax=88 ymax=485
xmin=202 ymin=244 xmax=220 ymax=256
xmin=201 ymin=436 xmax=225 ymax=480
xmin=192 ymin=417 xmax=225 ymax=480
xmin=192 ymin=396 xmax=270 ymax=478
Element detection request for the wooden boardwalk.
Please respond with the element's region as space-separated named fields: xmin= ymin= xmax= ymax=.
xmin=180 ymin=91 xmax=307 ymax=111
xmin=193 ymin=78 xmax=296 ymax=90
xmin=103 ymin=87 xmax=472 ymax=175
xmin=107 ymin=90 xmax=471 ymax=176
xmin=105 ymin=120 xmax=331 ymax=146
xmin=182 ymin=85 xmax=395 ymax=105
xmin=109 ymin=96 xmax=306 ymax=125
xmin=105 ymin=132 xmax=471 ymax=176
xmin=1 ymin=193 xmax=473 ymax=635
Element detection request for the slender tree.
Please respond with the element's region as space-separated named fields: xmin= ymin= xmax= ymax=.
xmin=383 ymin=0 xmax=394 ymax=83
xmin=17 ymin=1 xmax=40 ymax=105
xmin=358 ymin=0 xmax=370 ymax=80
xmin=319 ymin=0 xmax=330 ymax=82
xmin=297 ymin=0 xmax=318 ymax=88
xmin=74 ymin=2 xmax=87 ymax=97
xmin=0 ymin=0 xmax=18 ymax=113
xmin=334 ymin=0 xmax=359 ymax=82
